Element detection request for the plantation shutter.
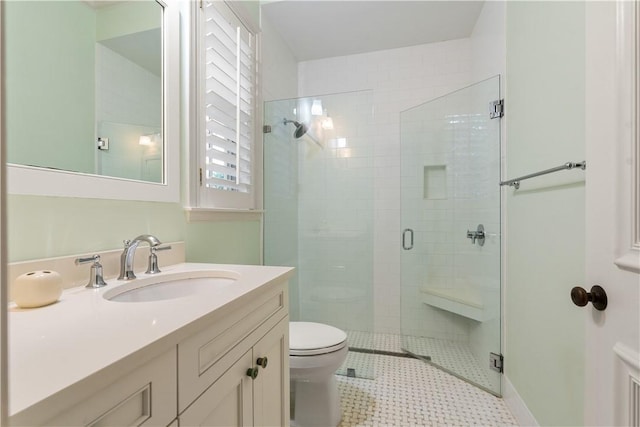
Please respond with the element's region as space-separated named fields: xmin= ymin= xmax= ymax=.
xmin=199 ymin=1 xmax=256 ymax=209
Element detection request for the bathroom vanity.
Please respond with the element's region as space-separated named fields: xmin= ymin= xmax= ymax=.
xmin=8 ymin=263 xmax=293 ymax=426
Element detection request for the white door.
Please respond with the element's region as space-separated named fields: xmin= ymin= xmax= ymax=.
xmin=585 ymin=1 xmax=640 ymax=425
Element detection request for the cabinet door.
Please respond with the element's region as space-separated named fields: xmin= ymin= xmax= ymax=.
xmin=179 ymin=350 xmax=253 ymax=427
xmin=44 ymin=349 xmax=177 ymax=427
xmin=253 ymin=317 xmax=289 ymax=427
xmin=178 ymin=284 xmax=287 ymax=412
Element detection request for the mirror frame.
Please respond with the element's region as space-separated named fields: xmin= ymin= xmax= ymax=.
xmin=6 ymin=0 xmax=179 ymax=203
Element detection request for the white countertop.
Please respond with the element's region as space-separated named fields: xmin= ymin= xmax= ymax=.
xmin=8 ymin=262 xmax=294 ymax=418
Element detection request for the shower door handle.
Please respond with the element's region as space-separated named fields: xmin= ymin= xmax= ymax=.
xmin=402 ymin=228 xmax=414 ymax=250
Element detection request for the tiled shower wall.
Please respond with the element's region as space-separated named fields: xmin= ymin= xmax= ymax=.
xmin=263 ymin=99 xmax=301 ymax=318
xmin=399 ymin=84 xmax=500 ymax=340
xmin=400 ymin=79 xmax=502 ymax=392
xmin=295 ymin=91 xmax=375 ymax=334
xmin=298 ymin=39 xmax=473 ymax=334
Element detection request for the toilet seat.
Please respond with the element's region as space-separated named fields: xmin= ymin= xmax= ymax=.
xmin=290 ymin=322 xmax=347 ymax=356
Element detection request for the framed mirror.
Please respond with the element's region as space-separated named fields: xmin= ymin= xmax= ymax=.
xmin=4 ymin=0 xmax=179 ymax=202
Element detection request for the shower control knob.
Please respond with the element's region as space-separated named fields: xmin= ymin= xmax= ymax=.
xmin=256 ymin=357 xmax=268 ymax=369
xmin=571 ymin=285 xmax=608 ymax=311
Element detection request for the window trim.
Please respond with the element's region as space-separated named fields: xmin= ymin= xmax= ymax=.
xmin=186 ymin=0 xmax=262 ymax=214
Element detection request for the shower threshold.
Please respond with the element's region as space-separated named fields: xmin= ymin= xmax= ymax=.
xmin=348 ymin=346 xmax=422 ymax=359
xmin=342 ymin=330 xmax=496 ymax=395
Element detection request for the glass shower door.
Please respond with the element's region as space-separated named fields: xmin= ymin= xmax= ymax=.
xmin=400 ymin=76 xmax=502 ymax=395
xmin=264 ymin=91 xmax=375 ymax=379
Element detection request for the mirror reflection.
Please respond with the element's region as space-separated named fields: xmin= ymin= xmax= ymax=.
xmin=5 ymin=0 xmax=163 ymax=183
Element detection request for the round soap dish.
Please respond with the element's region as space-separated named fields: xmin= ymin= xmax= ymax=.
xmin=13 ymin=270 xmax=63 ymax=308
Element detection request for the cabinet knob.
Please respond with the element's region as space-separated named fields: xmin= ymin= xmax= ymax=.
xmin=571 ymin=285 xmax=608 ymax=311
xmin=256 ymin=357 xmax=268 ymax=369
xmin=246 ymin=367 xmax=259 ymax=380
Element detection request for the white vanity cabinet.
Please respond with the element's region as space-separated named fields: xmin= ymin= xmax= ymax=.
xmin=41 ymin=349 xmax=178 ymax=427
xmin=179 ymin=318 xmax=289 ymax=426
xmin=178 ymin=282 xmax=289 ymax=426
xmin=8 ymin=264 xmax=293 ymax=427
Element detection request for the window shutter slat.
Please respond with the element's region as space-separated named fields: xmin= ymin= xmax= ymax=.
xmin=206 ymin=78 xmax=236 ymax=107
xmin=207 ymin=56 xmax=236 ymax=86
xmin=206 ymin=91 xmax=236 ymax=119
xmin=207 ymin=147 xmax=236 ymax=165
xmin=200 ymin=1 xmax=255 ymax=209
xmin=207 ymin=163 xmax=236 ymax=178
xmin=207 ymin=128 xmax=236 ymax=148
xmin=205 ymin=32 xmax=236 ymax=65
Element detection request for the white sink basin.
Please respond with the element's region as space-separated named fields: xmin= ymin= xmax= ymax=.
xmin=103 ymin=270 xmax=239 ymax=303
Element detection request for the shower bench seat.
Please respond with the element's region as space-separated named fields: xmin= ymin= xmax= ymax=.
xmin=421 ymin=286 xmax=488 ymax=322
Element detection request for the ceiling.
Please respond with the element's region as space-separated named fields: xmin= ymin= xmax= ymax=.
xmin=261 ymin=1 xmax=485 ymax=61
xmin=99 ymin=28 xmax=162 ymax=77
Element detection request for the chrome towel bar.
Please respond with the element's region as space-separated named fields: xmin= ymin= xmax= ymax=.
xmin=500 ymin=161 xmax=586 ymax=189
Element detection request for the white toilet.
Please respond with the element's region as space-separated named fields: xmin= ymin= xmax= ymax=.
xmin=289 ymin=322 xmax=348 ymax=427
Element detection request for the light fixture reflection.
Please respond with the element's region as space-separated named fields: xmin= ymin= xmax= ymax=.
xmin=311 ymin=99 xmax=323 ymax=115
xmin=321 ymin=116 xmax=334 ymax=130
xmin=139 ymin=135 xmax=153 ymax=146
xmin=139 ymin=133 xmax=160 ymax=146
xmin=329 ymin=137 xmax=347 ymax=149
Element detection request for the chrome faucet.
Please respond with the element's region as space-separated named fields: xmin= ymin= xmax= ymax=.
xmin=118 ymin=234 xmax=162 ymax=280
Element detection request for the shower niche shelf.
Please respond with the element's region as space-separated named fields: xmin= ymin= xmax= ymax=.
xmin=423 ymin=165 xmax=447 ymax=200
xmin=421 ymin=287 xmax=487 ymax=322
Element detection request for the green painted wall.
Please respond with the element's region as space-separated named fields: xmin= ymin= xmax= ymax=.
xmin=7 ymin=195 xmax=262 ymax=267
xmin=5 ymin=0 xmax=264 ymax=267
xmin=96 ymin=1 xmax=160 ymax=41
xmin=5 ymin=1 xmax=95 ymax=174
xmin=505 ymin=2 xmax=585 ymax=425
xmin=186 ymin=221 xmax=261 ymax=265
xmin=7 ymin=195 xmax=185 ymax=262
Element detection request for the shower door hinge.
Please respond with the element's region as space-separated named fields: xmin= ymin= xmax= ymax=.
xmin=263 ymin=125 xmax=272 ymax=134
xmin=97 ymin=137 xmax=109 ymax=151
xmin=490 ymin=352 xmax=504 ymax=373
xmin=490 ymin=99 xmax=504 ymax=119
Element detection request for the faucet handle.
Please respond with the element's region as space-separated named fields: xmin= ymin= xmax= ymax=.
xmin=123 ymin=239 xmax=131 ymax=248
xmin=146 ymin=246 xmax=171 ymax=274
xmin=466 ymin=230 xmax=476 ymax=244
xmin=76 ymin=254 xmax=100 ymax=265
xmin=466 ymin=224 xmax=486 ymax=247
xmin=75 ymin=255 xmax=108 ymax=288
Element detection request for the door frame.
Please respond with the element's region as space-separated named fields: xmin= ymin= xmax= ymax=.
xmin=0 ymin=0 xmax=9 ymax=422
xmin=584 ymin=1 xmax=640 ymax=424
xmin=611 ymin=0 xmax=639 ymax=273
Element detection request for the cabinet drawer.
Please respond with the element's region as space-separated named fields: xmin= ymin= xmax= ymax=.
xmin=178 ymin=283 xmax=288 ymax=412
xmin=45 ymin=349 xmax=177 ymax=427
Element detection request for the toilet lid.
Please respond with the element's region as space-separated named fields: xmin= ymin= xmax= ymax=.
xmin=289 ymin=322 xmax=347 ymax=356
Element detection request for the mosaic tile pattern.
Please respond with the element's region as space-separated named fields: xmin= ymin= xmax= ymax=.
xmin=403 ymin=335 xmax=491 ymax=390
xmin=344 ymin=331 xmax=492 ymax=390
xmin=336 ymin=352 xmax=518 ymax=427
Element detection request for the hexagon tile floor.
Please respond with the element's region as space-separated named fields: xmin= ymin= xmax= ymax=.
xmin=336 ymin=352 xmax=518 ymax=427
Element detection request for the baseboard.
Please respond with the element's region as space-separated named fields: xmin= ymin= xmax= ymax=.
xmin=503 ymin=375 xmax=539 ymax=426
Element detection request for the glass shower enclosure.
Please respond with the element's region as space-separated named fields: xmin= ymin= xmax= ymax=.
xmin=264 ymin=90 xmax=375 ymax=379
xmin=400 ymin=76 xmax=502 ymax=395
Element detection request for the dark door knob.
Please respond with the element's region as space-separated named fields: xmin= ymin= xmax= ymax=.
xmin=246 ymin=367 xmax=259 ymax=379
xmin=571 ymin=285 xmax=608 ymax=311
xmin=256 ymin=357 xmax=268 ymax=369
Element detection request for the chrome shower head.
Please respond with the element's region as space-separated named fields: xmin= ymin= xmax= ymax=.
xmin=283 ymin=118 xmax=308 ymax=139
